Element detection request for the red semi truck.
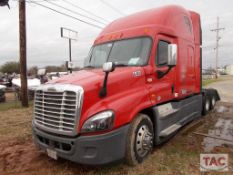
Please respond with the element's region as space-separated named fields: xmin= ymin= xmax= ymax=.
xmin=32 ymin=5 xmax=220 ymax=165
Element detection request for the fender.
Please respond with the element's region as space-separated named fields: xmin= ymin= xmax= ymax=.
xmin=78 ymin=86 xmax=153 ymax=132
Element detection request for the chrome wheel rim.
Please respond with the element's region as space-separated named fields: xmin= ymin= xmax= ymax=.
xmin=205 ymin=100 xmax=210 ymax=111
xmin=212 ymin=97 xmax=216 ymax=107
xmin=136 ymin=125 xmax=153 ymax=157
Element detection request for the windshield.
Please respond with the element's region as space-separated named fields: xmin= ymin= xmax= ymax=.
xmin=85 ymin=37 xmax=152 ymax=68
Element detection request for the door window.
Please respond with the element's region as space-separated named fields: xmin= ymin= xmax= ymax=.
xmin=156 ymin=40 xmax=169 ymax=66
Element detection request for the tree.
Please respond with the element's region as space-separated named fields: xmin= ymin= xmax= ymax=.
xmin=28 ymin=66 xmax=38 ymax=76
xmin=0 ymin=61 xmax=20 ymax=74
xmin=45 ymin=64 xmax=67 ymax=73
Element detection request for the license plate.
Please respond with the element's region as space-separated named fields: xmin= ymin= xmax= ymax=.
xmin=47 ymin=148 xmax=57 ymax=160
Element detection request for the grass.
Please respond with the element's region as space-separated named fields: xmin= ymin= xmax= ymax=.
xmin=202 ymin=78 xmax=221 ymax=86
xmin=202 ymin=75 xmax=233 ymax=87
xmin=0 ymin=101 xmax=33 ymax=111
xmin=0 ymin=106 xmax=33 ymax=141
xmin=0 ymin=101 xmax=22 ymax=111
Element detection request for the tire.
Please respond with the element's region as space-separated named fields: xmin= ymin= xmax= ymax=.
xmin=210 ymin=95 xmax=216 ymax=109
xmin=125 ymin=114 xmax=154 ymax=166
xmin=202 ymin=95 xmax=210 ymax=115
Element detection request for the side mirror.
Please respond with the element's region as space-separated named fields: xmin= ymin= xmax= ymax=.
xmin=99 ymin=62 xmax=115 ymax=98
xmin=103 ymin=62 xmax=115 ymax=72
xmin=167 ymin=44 xmax=177 ymax=66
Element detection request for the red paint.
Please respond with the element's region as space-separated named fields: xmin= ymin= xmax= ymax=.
xmin=50 ymin=5 xmax=201 ymax=134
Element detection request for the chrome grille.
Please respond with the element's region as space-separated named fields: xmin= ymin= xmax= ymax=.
xmin=33 ymin=84 xmax=83 ymax=136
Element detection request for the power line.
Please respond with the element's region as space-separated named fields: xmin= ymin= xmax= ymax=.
xmin=27 ymin=0 xmax=104 ymax=29
xmin=13 ymin=0 xmax=58 ymax=2
xmin=43 ymin=0 xmax=107 ymax=26
xmin=61 ymin=0 xmax=110 ymax=23
xmin=100 ymin=0 xmax=125 ymax=16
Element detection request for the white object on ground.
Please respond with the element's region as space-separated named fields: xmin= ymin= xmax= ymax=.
xmin=12 ymin=78 xmax=41 ymax=89
xmin=0 ymin=85 xmax=6 ymax=90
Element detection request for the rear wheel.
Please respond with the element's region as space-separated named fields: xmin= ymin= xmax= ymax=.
xmin=202 ymin=95 xmax=210 ymax=115
xmin=125 ymin=114 xmax=154 ymax=166
xmin=210 ymin=96 xmax=216 ymax=109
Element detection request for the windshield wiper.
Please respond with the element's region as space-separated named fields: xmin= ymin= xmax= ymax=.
xmin=115 ymin=63 xmax=128 ymax=67
xmin=83 ymin=65 xmax=95 ymax=69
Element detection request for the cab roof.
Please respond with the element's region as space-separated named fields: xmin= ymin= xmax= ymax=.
xmin=94 ymin=5 xmax=200 ymax=44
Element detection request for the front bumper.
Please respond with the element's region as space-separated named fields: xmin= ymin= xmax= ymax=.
xmin=32 ymin=124 xmax=129 ymax=165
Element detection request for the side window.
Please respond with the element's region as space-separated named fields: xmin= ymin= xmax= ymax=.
xmin=156 ymin=40 xmax=169 ymax=66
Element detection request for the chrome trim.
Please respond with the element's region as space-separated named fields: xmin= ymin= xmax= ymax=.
xmin=33 ymin=84 xmax=84 ymax=136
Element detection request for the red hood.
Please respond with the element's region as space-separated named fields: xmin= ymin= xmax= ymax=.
xmin=48 ymin=67 xmax=145 ymax=92
xmin=49 ymin=69 xmax=104 ymax=88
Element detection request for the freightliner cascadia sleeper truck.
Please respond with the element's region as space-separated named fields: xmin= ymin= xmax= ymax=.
xmin=32 ymin=5 xmax=220 ymax=165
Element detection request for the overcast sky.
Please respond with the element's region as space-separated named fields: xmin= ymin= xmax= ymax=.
xmin=0 ymin=0 xmax=233 ymax=68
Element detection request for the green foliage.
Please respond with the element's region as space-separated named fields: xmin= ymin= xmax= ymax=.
xmin=28 ymin=66 xmax=38 ymax=76
xmin=45 ymin=64 xmax=67 ymax=72
xmin=202 ymin=78 xmax=223 ymax=87
xmin=0 ymin=101 xmax=33 ymax=111
xmin=0 ymin=101 xmax=21 ymax=111
xmin=0 ymin=61 xmax=20 ymax=74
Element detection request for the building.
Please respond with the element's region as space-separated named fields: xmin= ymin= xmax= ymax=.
xmin=225 ymin=65 xmax=233 ymax=75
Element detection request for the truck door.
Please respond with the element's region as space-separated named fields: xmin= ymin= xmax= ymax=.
xmin=147 ymin=35 xmax=176 ymax=104
xmin=187 ymin=46 xmax=195 ymax=93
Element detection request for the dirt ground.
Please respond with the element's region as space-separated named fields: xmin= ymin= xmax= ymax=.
xmin=0 ymin=102 xmax=232 ymax=175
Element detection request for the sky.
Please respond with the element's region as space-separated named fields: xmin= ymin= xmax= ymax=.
xmin=0 ymin=0 xmax=233 ymax=68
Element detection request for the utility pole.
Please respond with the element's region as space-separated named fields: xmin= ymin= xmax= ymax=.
xmin=19 ymin=0 xmax=28 ymax=107
xmin=69 ymin=38 xmax=72 ymax=73
xmin=211 ymin=17 xmax=225 ymax=79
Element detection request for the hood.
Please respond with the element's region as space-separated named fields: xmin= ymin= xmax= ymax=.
xmin=48 ymin=67 xmax=146 ymax=92
xmin=48 ymin=68 xmax=104 ymax=92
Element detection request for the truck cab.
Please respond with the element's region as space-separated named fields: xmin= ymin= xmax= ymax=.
xmin=32 ymin=5 xmax=219 ymax=165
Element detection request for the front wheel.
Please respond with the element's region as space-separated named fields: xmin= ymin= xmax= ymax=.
xmin=125 ymin=114 xmax=154 ymax=166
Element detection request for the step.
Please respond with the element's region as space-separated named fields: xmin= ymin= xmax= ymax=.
xmin=159 ymin=124 xmax=182 ymax=137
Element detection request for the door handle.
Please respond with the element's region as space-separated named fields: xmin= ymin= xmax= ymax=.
xmin=171 ymin=84 xmax=174 ymax=94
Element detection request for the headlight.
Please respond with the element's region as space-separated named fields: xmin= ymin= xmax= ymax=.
xmin=81 ymin=110 xmax=115 ymax=133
